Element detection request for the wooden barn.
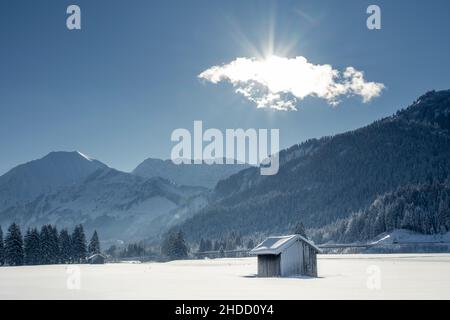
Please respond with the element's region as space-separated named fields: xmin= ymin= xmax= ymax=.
xmin=250 ymin=235 xmax=321 ymax=277
xmin=87 ymin=253 xmax=106 ymax=264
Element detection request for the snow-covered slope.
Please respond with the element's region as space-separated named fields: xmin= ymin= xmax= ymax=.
xmin=371 ymin=229 xmax=450 ymax=245
xmin=0 ymin=151 xmax=107 ymax=209
xmin=132 ymin=158 xmax=249 ymax=188
xmin=0 ymin=153 xmax=208 ymax=242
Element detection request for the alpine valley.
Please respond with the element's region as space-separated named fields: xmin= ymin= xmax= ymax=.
xmin=1 ymin=90 xmax=450 ymax=245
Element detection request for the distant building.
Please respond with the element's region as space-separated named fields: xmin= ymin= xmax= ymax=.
xmin=87 ymin=253 xmax=106 ymax=264
xmin=250 ymin=235 xmax=321 ymax=277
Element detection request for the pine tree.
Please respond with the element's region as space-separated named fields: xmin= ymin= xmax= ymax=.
xmin=24 ymin=228 xmax=40 ymax=265
xmin=235 ymin=234 xmax=242 ymax=248
xmin=293 ymin=221 xmax=308 ymax=238
xmin=246 ymin=239 xmax=254 ymax=249
xmin=437 ymin=198 xmax=449 ymax=234
xmin=204 ymin=239 xmax=212 ymax=252
xmin=59 ymin=229 xmax=72 ymax=264
xmin=49 ymin=225 xmax=60 ymax=264
xmin=0 ymin=226 xmax=4 ymax=266
xmin=39 ymin=225 xmax=52 ymax=264
xmin=88 ymin=230 xmax=100 ymax=256
xmin=174 ymin=231 xmax=188 ymax=259
xmin=219 ymin=246 xmax=225 ymax=258
xmin=198 ymin=238 xmax=206 ymax=252
xmin=4 ymin=223 xmax=24 ymax=266
xmin=161 ymin=231 xmax=188 ymax=260
xmin=71 ymin=224 xmax=87 ymax=263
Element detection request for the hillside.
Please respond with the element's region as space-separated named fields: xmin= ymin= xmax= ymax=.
xmin=176 ymin=90 xmax=450 ymax=242
xmin=0 ymin=151 xmax=107 ymax=209
xmin=0 ymin=164 xmax=207 ymax=242
xmin=133 ymin=158 xmax=249 ymax=188
xmin=311 ymin=178 xmax=450 ymax=244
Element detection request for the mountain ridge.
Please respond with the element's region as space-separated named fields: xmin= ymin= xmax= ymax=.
xmin=0 ymin=151 xmax=108 ymax=209
xmin=174 ymin=90 xmax=450 ymax=242
xmin=0 ymin=166 xmax=208 ymax=242
xmin=132 ymin=157 xmax=250 ymax=188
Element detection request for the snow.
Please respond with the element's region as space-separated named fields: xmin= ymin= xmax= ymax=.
xmin=251 ymin=235 xmax=298 ymax=254
xmin=76 ymin=151 xmax=93 ymax=162
xmin=371 ymin=229 xmax=450 ymax=245
xmin=1 ymin=254 xmax=450 ymax=299
xmin=251 ymin=234 xmax=320 ymax=255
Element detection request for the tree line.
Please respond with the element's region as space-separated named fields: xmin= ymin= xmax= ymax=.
xmin=0 ymin=223 xmax=100 ymax=266
xmin=310 ymin=179 xmax=450 ymax=244
xmin=105 ymin=231 xmax=190 ymax=262
xmin=196 ymin=222 xmax=308 ymax=254
xmin=106 ymin=242 xmax=151 ymax=259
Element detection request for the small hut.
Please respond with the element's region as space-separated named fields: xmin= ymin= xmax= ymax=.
xmin=87 ymin=253 xmax=106 ymax=264
xmin=250 ymin=235 xmax=321 ymax=277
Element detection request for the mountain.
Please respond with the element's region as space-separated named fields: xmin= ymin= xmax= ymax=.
xmin=2 ymin=90 xmax=450 ymax=245
xmin=0 ymin=166 xmax=207 ymax=242
xmin=0 ymin=151 xmax=107 ymax=209
xmin=175 ymin=90 xmax=450 ymax=242
xmin=310 ymin=178 xmax=450 ymax=244
xmin=132 ymin=158 xmax=250 ymax=188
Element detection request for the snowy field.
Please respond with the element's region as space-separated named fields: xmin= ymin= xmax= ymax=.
xmin=1 ymin=254 xmax=450 ymax=300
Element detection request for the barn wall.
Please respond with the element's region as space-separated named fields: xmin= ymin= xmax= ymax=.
xmin=280 ymin=239 xmax=318 ymax=277
xmin=280 ymin=240 xmax=302 ymax=276
xmin=257 ymin=254 xmax=281 ymax=277
xmin=301 ymin=243 xmax=318 ymax=277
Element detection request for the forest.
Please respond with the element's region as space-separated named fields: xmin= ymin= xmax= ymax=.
xmin=175 ymin=90 xmax=450 ymax=244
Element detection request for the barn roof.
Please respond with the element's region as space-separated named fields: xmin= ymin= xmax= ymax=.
xmin=87 ymin=253 xmax=106 ymax=260
xmin=250 ymin=234 xmax=321 ymax=255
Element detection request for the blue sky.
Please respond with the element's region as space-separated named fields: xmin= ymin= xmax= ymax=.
xmin=1 ymin=0 xmax=449 ymax=175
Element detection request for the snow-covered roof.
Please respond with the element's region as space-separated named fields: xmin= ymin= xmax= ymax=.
xmin=87 ymin=253 xmax=106 ymax=260
xmin=250 ymin=234 xmax=321 ymax=255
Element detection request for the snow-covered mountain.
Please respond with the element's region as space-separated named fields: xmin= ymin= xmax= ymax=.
xmin=132 ymin=158 xmax=249 ymax=188
xmin=176 ymin=90 xmax=450 ymax=242
xmin=0 ymin=153 xmax=208 ymax=242
xmin=0 ymin=151 xmax=107 ymax=210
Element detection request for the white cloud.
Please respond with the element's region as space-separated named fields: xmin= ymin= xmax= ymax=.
xmin=198 ymin=55 xmax=385 ymax=111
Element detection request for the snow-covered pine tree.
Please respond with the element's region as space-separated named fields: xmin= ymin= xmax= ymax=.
xmin=174 ymin=231 xmax=188 ymax=259
xmin=293 ymin=221 xmax=308 ymax=238
xmin=437 ymin=197 xmax=449 ymax=234
xmin=0 ymin=226 xmax=4 ymax=266
xmin=88 ymin=230 xmax=100 ymax=256
xmin=4 ymin=223 xmax=24 ymax=266
xmin=59 ymin=229 xmax=72 ymax=264
xmin=198 ymin=238 xmax=206 ymax=252
xmin=71 ymin=224 xmax=87 ymax=263
xmin=30 ymin=228 xmax=41 ymax=264
xmin=246 ymin=239 xmax=254 ymax=250
xmin=204 ymin=239 xmax=212 ymax=252
xmin=161 ymin=231 xmax=188 ymax=260
xmin=49 ymin=225 xmax=60 ymax=264
xmin=24 ymin=228 xmax=41 ymax=265
xmin=39 ymin=225 xmax=51 ymax=264
xmin=235 ymin=233 xmax=242 ymax=248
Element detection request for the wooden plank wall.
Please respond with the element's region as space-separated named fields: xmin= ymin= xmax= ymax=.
xmin=301 ymin=241 xmax=318 ymax=277
xmin=257 ymin=239 xmax=318 ymax=278
xmin=257 ymin=254 xmax=281 ymax=277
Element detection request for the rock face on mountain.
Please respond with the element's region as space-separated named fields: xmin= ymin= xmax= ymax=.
xmin=176 ymin=90 xmax=450 ymax=241
xmin=132 ymin=158 xmax=249 ymax=189
xmin=0 ymin=153 xmax=207 ymax=242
